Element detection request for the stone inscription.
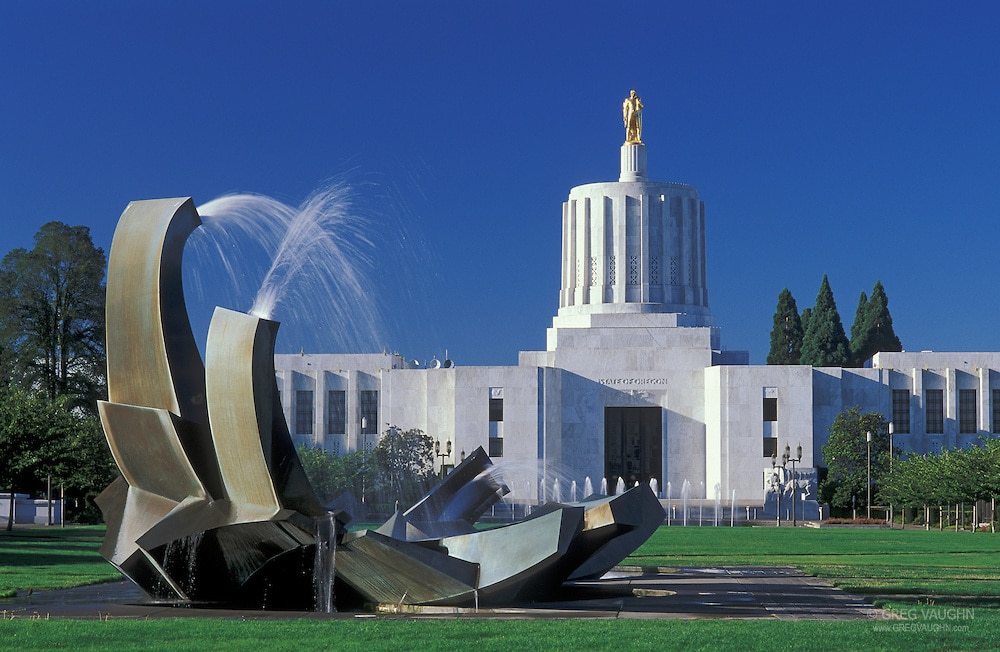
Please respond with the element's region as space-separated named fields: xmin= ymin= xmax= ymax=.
xmin=598 ymin=377 xmax=668 ymax=386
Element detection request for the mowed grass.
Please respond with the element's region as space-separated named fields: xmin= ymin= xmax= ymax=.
xmin=630 ymin=526 xmax=1000 ymax=598
xmin=3 ymin=525 xmax=1000 ymax=649
xmin=1 ymin=613 xmax=998 ymax=652
xmin=0 ymin=526 xmax=121 ymax=597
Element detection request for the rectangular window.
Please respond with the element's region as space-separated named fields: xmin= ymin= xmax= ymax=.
xmin=488 ymin=389 xmax=504 ymax=457
xmin=892 ymin=390 xmax=910 ymax=434
xmin=762 ymin=391 xmax=777 ymax=457
xmin=489 ymin=398 xmax=504 ymax=422
xmin=327 ymin=390 xmax=346 ymax=435
xmin=360 ymin=390 xmax=378 ymax=437
xmin=959 ymin=389 xmax=977 ymax=434
xmin=295 ymin=390 xmax=314 ymax=435
xmin=763 ymin=397 xmax=777 ymax=422
xmin=994 ymin=389 xmax=1000 ymax=434
xmin=926 ymin=389 xmax=944 ymax=434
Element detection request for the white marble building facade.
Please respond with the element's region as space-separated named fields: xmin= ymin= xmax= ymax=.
xmin=274 ymin=138 xmax=1000 ymax=507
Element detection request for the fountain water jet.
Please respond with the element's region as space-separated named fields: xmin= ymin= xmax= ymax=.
xmin=666 ymin=481 xmax=672 ymax=525
xmin=713 ymin=483 xmax=721 ymax=526
xmin=314 ymin=513 xmax=337 ymax=612
xmin=681 ymin=480 xmax=691 ymax=526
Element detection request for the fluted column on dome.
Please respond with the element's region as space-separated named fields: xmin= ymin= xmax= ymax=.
xmin=619 ymin=143 xmax=647 ymax=182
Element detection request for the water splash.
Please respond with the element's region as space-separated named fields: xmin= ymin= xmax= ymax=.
xmin=615 ymin=477 xmax=626 ymax=495
xmin=713 ymin=483 xmax=721 ymax=526
xmin=314 ymin=513 xmax=337 ymax=613
xmin=666 ymin=481 xmax=672 ymax=525
xmin=583 ymin=476 xmax=593 ymax=498
xmin=681 ymin=480 xmax=691 ymax=526
xmin=188 ymin=184 xmax=383 ymax=353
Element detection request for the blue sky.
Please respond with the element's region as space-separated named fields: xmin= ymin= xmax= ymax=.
xmin=3 ymin=2 xmax=999 ymax=365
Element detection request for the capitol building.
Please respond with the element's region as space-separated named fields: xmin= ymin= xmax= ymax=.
xmin=275 ymin=99 xmax=1000 ymax=512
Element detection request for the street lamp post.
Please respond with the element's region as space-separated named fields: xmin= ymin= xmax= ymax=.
xmin=888 ymin=422 xmax=894 ymax=526
xmin=785 ymin=444 xmax=803 ymax=526
xmin=866 ymin=430 xmax=873 ymax=519
xmin=360 ymin=417 xmax=368 ymax=506
xmin=771 ymin=452 xmax=781 ymax=528
xmin=435 ymin=439 xmax=452 ymax=479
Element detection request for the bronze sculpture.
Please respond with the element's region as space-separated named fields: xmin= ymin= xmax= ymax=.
xmin=97 ymin=197 xmax=663 ymax=610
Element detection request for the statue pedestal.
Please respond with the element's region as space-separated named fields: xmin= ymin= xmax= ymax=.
xmin=619 ymin=142 xmax=647 ymax=182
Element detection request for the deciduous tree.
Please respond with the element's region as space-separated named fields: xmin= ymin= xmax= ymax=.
xmin=0 ymin=222 xmax=106 ymax=412
xmin=819 ymin=406 xmax=890 ymax=513
xmin=0 ymin=385 xmax=117 ymax=525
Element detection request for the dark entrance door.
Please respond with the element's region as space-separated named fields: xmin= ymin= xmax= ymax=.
xmin=604 ymin=406 xmax=662 ymax=489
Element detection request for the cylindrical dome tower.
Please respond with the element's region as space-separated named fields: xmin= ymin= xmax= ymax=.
xmin=558 ymin=141 xmax=711 ymax=325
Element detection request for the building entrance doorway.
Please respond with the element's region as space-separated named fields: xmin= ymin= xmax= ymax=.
xmin=604 ymin=407 xmax=662 ymax=489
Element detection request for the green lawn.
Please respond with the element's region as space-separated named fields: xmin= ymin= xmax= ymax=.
xmin=0 ymin=526 xmax=121 ymax=597
xmin=1 ymin=614 xmax=997 ymax=652
xmin=631 ymin=526 xmax=1000 ymax=598
xmin=3 ymin=525 xmax=1000 ymax=650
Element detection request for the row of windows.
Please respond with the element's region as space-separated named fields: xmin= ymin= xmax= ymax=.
xmin=292 ymin=389 xmax=379 ymax=436
xmin=891 ymin=389 xmax=998 ymax=435
xmin=764 ymin=389 xmax=1000 ymax=456
xmin=288 ymin=389 xmax=506 ymax=458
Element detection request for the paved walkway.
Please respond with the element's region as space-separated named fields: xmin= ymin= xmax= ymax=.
xmin=0 ymin=566 xmax=881 ymax=621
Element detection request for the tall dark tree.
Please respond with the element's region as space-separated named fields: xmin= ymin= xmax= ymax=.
xmin=848 ymin=290 xmax=870 ymax=368
xmin=800 ymin=307 xmax=812 ymax=339
xmin=0 ymin=222 xmax=106 ymax=412
xmin=850 ymin=280 xmax=902 ymax=366
xmin=800 ymin=275 xmax=850 ymax=367
xmin=767 ymin=288 xmax=804 ymax=365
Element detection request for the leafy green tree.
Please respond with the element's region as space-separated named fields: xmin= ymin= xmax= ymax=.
xmin=297 ymin=445 xmax=373 ymax=505
xmin=0 ymin=222 xmax=107 ymax=413
xmin=372 ymin=426 xmax=435 ymax=509
xmin=882 ymin=437 xmax=1000 ymax=510
xmin=819 ymin=406 xmax=890 ymax=513
xmin=800 ymin=275 xmax=851 ymax=367
xmin=297 ymin=426 xmax=435 ymax=515
xmin=849 ymin=280 xmax=902 ymax=366
xmin=767 ymin=288 xmax=804 ymax=365
xmin=0 ymin=385 xmax=117 ymax=525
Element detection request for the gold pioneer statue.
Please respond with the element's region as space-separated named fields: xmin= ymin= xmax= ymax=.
xmin=623 ymin=89 xmax=643 ymax=144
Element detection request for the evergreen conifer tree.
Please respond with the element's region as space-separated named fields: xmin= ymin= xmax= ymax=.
xmin=848 ymin=291 xmax=870 ymax=368
xmin=800 ymin=274 xmax=850 ymax=367
xmin=850 ymin=280 xmax=902 ymax=365
xmin=767 ymin=288 xmax=803 ymax=364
